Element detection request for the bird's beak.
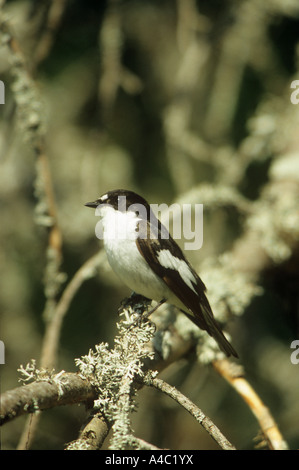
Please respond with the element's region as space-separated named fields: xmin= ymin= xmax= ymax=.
xmin=85 ymin=200 xmax=99 ymax=208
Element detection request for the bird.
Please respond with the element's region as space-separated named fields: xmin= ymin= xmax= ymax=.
xmin=85 ymin=189 xmax=238 ymax=358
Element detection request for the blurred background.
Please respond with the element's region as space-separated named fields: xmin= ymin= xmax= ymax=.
xmin=1 ymin=0 xmax=299 ymax=450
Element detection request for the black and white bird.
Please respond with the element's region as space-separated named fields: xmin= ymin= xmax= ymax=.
xmin=85 ymin=189 xmax=238 ymax=358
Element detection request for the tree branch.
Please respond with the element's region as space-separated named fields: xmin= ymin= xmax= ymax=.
xmin=212 ymin=359 xmax=289 ymax=450
xmin=0 ymin=372 xmax=96 ymax=426
xmin=146 ymin=376 xmax=236 ymax=450
xmin=40 ymin=252 xmax=105 ymax=369
xmin=1 ymin=323 xmax=288 ymax=451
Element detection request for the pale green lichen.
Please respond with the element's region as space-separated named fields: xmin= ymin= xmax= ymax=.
xmin=75 ymin=303 xmax=156 ymax=450
xmin=17 ymin=359 xmax=55 ymax=383
xmin=175 ymin=183 xmax=252 ymax=214
xmin=18 ymin=360 xmax=66 ymax=398
xmin=201 ymin=256 xmax=263 ymax=322
xmin=247 ymin=184 xmax=299 ymax=263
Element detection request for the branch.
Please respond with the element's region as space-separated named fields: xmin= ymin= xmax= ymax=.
xmin=145 ymin=376 xmax=236 ymax=450
xmin=0 ymin=11 xmax=66 ymax=448
xmin=213 ymin=359 xmax=289 ymax=450
xmin=0 ymin=372 xmax=96 ymax=426
xmin=15 ymin=253 xmax=104 ymax=449
xmin=31 ymin=0 xmax=68 ymax=72
xmin=66 ymin=410 xmax=110 ymax=450
xmin=1 ymin=322 xmax=287 ymax=450
xmin=40 ymin=252 xmax=105 ymax=369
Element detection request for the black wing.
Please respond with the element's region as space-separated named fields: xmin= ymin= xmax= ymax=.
xmin=136 ymin=218 xmax=238 ymax=358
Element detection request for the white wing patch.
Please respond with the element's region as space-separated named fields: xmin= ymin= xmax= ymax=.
xmin=157 ymin=249 xmax=198 ymax=295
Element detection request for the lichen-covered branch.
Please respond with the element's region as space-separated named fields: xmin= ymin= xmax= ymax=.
xmin=1 ymin=0 xmax=298 ymax=450
xmin=0 ymin=371 xmax=96 ymax=426
xmin=1 ymin=299 xmax=287 ymax=451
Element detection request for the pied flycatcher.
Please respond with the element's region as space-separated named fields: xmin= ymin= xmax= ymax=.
xmin=85 ymin=189 xmax=238 ymax=358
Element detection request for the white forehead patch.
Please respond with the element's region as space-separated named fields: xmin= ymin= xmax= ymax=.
xmin=157 ymin=249 xmax=197 ymax=294
xmin=101 ymin=193 xmax=109 ymax=201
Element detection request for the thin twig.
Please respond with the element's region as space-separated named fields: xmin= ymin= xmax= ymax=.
xmin=40 ymin=251 xmax=105 ymax=369
xmin=213 ymin=359 xmax=289 ymax=450
xmin=98 ymin=0 xmax=123 ymax=120
xmin=146 ymin=376 xmax=236 ymax=450
xmin=31 ymin=0 xmax=68 ymax=72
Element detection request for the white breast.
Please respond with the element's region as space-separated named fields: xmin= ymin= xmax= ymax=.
xmin=100 ymin=207 xmax=169 ymax=301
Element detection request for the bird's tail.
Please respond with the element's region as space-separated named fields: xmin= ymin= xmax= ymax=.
xmin=208 ymin=320 xmax=238 ymax=358
xmin=185 ymin=309 xmax=238 ymax=358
